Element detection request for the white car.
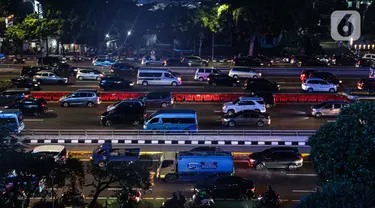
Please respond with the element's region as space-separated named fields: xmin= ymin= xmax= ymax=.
xmin=302 ymin=78 xmax=337 ymax=93
xmin=222 ymin=96 xmax=266 ymax=115
xmin=228 ymin=68 xmax=262 ymax=79
xmin=362 ymin=53 xmax=375 ymax=61
xmin=76 ymin=69 xmax=104 ymax=80
xmin=32 ymin=145 xmax=68 ymax=162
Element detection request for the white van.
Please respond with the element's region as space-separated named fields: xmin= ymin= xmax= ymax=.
xmin=32 ymin=145 xmax=68 ymax=162
xmin=137 ymin=69 xmax=182 ymax=86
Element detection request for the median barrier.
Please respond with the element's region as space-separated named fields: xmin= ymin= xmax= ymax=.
xmin=30 ymin=91 xmax=347 ymax=103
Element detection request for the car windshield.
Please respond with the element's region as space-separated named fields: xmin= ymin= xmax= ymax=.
xmin=232 ymin=99 xmax=240 ymax=104
xmin=314 ymin=102 xmax=327 ymax=108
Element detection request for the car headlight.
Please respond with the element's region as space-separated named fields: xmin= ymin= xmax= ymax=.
xmin=339 ymin=80 xmax=342 ymax=84
xmin=34 ymin=84 xmax=38 ymax=86
xmin=129 ymin=82 xmax=134 ymax=86
xmin=258 ymin=73 xmax=262 ymax=76
xmin=223 ymin=118 xmax=229 ymax=122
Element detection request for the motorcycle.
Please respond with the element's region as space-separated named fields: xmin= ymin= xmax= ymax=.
xmin=189 ymin=193 xmax=215 ymax=208
xmin=117 ymin=190 xmax=142 ymax=204
xmin=13 ymin=58 xmax=25 ymax=64
xmin=257 ymin=193 xmax=282 ymax=207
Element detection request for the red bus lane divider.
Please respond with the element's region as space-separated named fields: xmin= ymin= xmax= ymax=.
xmin=30 ymin=92 xmax=347 ymax=103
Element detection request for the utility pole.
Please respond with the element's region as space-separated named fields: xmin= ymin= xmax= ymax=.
xmin=211 ymin=33 xmax=214 ymax=61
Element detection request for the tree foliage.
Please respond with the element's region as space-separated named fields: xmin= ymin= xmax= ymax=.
xmin=308 ymin=102 xmax=375 ymax=185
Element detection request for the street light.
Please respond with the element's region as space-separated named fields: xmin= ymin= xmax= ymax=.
xmin=127 ymin=30 xmax=131 ymax=36
xmin=106 ymin=34 xmax=110 ymax=38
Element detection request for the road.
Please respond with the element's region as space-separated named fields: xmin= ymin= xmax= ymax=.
xmin=23 ymin=103 xmax=329 ymax=130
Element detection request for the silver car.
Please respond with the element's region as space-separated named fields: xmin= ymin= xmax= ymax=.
xmin=59 ymin=89 xmax=101 ymax=108
xmin=228 ymin=68 xmax=262 ymax=79
xmin=194 ymin=68 xmax=221 ymax=81
xmin=76 ymin=69 xmax=104 ymax=81
xmin=311 ymin=101 xmax=349 ymax=117
xmin=33 ymin=71 xmax=68 ymax=84
xmin=182 ymin=56 xmax=209 ymax=66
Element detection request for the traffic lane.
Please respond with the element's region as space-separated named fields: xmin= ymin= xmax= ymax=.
xmin=23 ymin=103 xmax=329 ymax=130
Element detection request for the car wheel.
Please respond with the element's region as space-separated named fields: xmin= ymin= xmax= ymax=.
xmin=288 ymin=164 xmax=298 ymax=171
xmin=87 ymin=102 xmax=94 ymax=108
xmin=142 ymin=81 xmax=148 ymax=86
xmin=255 ymin=163 xmax=265 ymax=170
xmin=105 ymin=120 xmax=112 ymax=126
xmin=198 ymin=77 xmax=204 ymax=82
xmin=329 ymin=88 xmax=336 ymax=93
xmin=96 ymin=76 xmax=101 ymax=81
xmin=315 ymin=112 xmax=323 ymax=117
xmin=78 ymin=76 xmax=83 ymax=81
xmin=228 ymin=109 xmax=235 ymax=115
xmin=211 ymin=82 xmax=217 ymax=87
xmin=228 ymin=121 xmax=236 ymax=127
xmin=307 ymin=88 xmax=313 ymax=93
xmin=256 ymin=120 xmax=264 ymax=127
xmin=171 ymin=81 xmax=178 ymax=86
xmin=238 ymin=194 xmax=248 ymax=201
xmin=165 ymin=174 xmax=177 ymax=183
xmin=98 ymin=161 xmax=106 ymax=168
xmin=265 ymin=104 xmax=271 ymax=108
xmin=253 ymin=75 xmax=258 ymax=79
xmin=233 ymin=75 xmax=239 ymax=79
xmin=62 ymin=102 xmax=70 ymax=107
xmin=133 ymin=120 xmax=140 ymax=126
xmin=161 ymin=102 xmax=168 ymax=108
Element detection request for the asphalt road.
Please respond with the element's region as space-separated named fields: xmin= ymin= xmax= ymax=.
xmin=4 ymin=74 xmax=359 ymax=93
xmin=23 ymin=103 xmax=330 ymax=130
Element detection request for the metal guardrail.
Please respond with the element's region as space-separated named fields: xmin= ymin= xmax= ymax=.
xmin=21 ymin=129 xmax=316 ymax=137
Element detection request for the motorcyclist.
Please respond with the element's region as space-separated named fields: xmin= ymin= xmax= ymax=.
xmin=263 ymin=185 xmax=277 ymax=204
xmin=178 ymin=191 xmax=186 ymax=208
xmin=193 ymin=190 xmax=213 ymax=207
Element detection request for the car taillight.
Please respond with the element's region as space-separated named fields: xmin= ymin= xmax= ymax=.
xmin=300 ymin=74 xmax=305 ymax=81
xmin=277 ymin=194 xmax=280 ymax=199
xmin=41 ymin=103 xmax=46 ymax=107
xmin=207 ymin=78 xmax=210 ymax=81
xmin=24 ymin=94 xmax=30 ymax=98
xmin=357 ymin=60 xmax=361 ymax=65
xmin=109 ymin=65 xmax=112 ymax=70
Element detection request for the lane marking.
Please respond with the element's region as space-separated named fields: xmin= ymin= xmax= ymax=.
xmin=155 ymin=197 xmax=165 ymax=200
xmin=213 ymin=110 xmax=222 ymax=113
xmin=292 ymin=190 xmax=315 ymax=193
xmin=24 ymin=119 xmax=44 ymax=122
xmin=47 ymin=109 xmax=54 ymax=112
xmin=286 ymin=173 xmax=317 ymax=177
xmin=108 ymin=188 xmax=122 ymax=191
xmin=292 ymin=200 xmax=301 ymax=202
xmin=327 ymin=120 xmax=336 ymax=123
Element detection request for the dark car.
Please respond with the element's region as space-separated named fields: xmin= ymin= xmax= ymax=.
xmin=330 ymin=55 xmax=359 ymax=67
xmin=251 ymin=92 xmax=275 ymax=108
xmin=207 ymin=73 xmax=240 ymax=87
xmin=233 ymin=57 xmax=265 ymax=67
xmin=109 ymin=63 xmax=138 ymax=73
xmin=164 ymin=58 xmax=189 ymax=67
xmin=300 ymin=70 xmax=342 ymax=85
xmin=357 ymin=58 xmax=374 ymax=67
xmin=190 ymin=146 xmax=223 ymax=152
xmin=0 ymin=89 xmax=31 ymax=99
xmin=357 ymin=78 xmax=375 ymax=91
xmin=21 ymin=66 xmax=47 ymax=78
xmin=100 ymin=101 xmax=146 ymax=126
xmin=297 ymin=56 xmax=328 ymax=67
xmin=4 ymin=98 xmax=48 ymax=117
xmin=11 ymin=77 xmax=41 ymax=90
xmin=243 ymin=79 xmax=280 ymax=93
xmin=138 ymin=92 xmax=173 ymax=108
xmin=37 ymin=56 xmax=63 ymax=66
xmin=195 ymin=176 xmax=255 ymax=200
xmin=248 ymin=147 xmax=303 ymax=171
xmin=222 ymin=110 xmax=270 ymax=127
xmin=99 ymin=76 xmax=134 ymax=91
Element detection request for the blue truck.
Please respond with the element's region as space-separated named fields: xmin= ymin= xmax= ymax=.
xmin=91 ymin=143 xmax=140 ymax=168
xmin=157 ymin=151 xmax=234 ymax=183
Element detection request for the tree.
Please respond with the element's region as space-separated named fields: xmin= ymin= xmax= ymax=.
xmin=87 ymin=162 xmax=151 ymax=208
xmin=298 ymin=182 xmax=375 ymax=208
xmin=308 ymin=102 xmax=375 ymax=185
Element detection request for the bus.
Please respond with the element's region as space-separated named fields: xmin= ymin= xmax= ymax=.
xmin=143 ymin=109 xmax=198 ymax=132
xmin=0 ymin=110 xmax=25 ymax=133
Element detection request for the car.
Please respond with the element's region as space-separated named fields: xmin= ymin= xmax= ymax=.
xmin=4 ymin=98 xmax=48 ymax=116
xmin=0 ymin=89 xmax=31 ymax=99
xmin=137 ymin=69 xmax=182 ymax=86
xmin=37 ymin=56 xmax=64 ymax=66
xmin=357 ymin=58 xmax=374 ymax=67
xmin=222 ymin=96 xmax=266 ymax=114
xmin=243 ymin=78 xmax=280 ymax=93
xmin=99 ymin=76 xmax=134 ymax=91
xmin=222 ymin=110 xmax=270 ymax=127
xmin=207 ymin=73 xmax=240 ymax=87
xmin=107 ymin=99 xmax=145 ymax=112
xmin=362 ymin=53 xmax=375 ymax=62
xmin=330 ymin=55 xmax=359 ymax=67
xmin=33 ymin=71 xmax=69 ymax=85
xmin=357 ymin=78 xmax=375 ymax=91
xmin=189 ymin=146 xmax=223 ymax=152
xmin=194 ymin=68 xmax=221 ymax=81
xmin=32 ymin=145 xmax=68 ymax=162
xmin=296 ymin=56 xmax=328 ymax=67
xmin=164 ymin=58 xmax=189 ymax=67
xmin=141 ymin=56 xmax=165 ymax=66
xmin=11 ymin=77 xmax=41 ymax=90
xmin=76 ymin=69 xmax=104 ymax=81
xmin=92 ymin=58 xmax=115 ymax=66
xmin=302 ymin=78 xmax=337 ymax=93
xmin=232 ymin=57 xmax=265 ymax=67
xmin=109 ymin=62 xmax=137 ymax=73
xmin=228 ymin=68 xmax=262 ymax=79
xmin=101 ymin=101 xmax=146 ymax=126
xmin=311 ymin=101 xmax=349 ymax=117
xmin=194 ymin=176 xmax=255 ymax=200
xmin=181 ymin=56 xmax=209 ymax=66
xmin=59 ymin=89 xmax=100 ymax=108
xmin=21 ymin=66 xmax=46 ymax=78
xmin=300 ymin=70 xmax=342 ymax=85
xmin=138 ymin=92 xmax=173 ymax=108
xmin=248 ymin=147 xmax=303 ymax=171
